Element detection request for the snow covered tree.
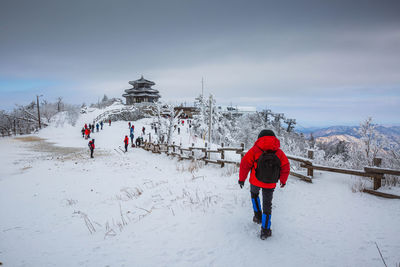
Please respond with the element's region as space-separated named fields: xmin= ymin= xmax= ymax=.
xmin=192 ymin=94 xmax=208 ymax=140
xmin=40 ymin=100 xmax=58 ymax=123
xmin=358 ymin=117 xmax=382 ymax=166
xmin=191 ymin=94 xmax=234 ymax=144
xmin=165 ymin=105 xmax=182 ymax=145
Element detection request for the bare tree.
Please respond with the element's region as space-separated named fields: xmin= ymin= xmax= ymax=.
xmin=56 ymin=97 xmax=63 ymax=112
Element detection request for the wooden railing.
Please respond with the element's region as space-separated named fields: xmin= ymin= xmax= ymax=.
xmin=141 ymin=142 xmax=317 ymax=183
xmin=139 ymin=142 xmax=400 ymax=198
xmin=142 ymin=141 xmax=245 ymax=168
xmin=296 ymin=151 xmax=400 ymax=191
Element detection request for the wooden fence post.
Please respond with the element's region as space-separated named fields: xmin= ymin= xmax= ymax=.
xmin=204 ymin=143 xmax=208 ymax=164
xmin=173 ymin=142 xmax=175 ymax=154
xmin=191 ymin=143 xmax=195 ymax=159
xmin=240 ymin=143 xmax=245 ymax=160
xmin=307 ymin=150 xmax=314 ymax=177
xmin=220 ymin=143 xmax=225 ymax=168
xmin=373 ymin=157 xmax=383 ymax=190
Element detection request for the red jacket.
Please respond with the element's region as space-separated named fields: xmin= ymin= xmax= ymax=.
xmin=89 ymin=141 xmax=95 ymax=149
xmin=124 ymin=137 xmax=129 ymax=145
xmin=239 ymin=136 xmax=290 ymax=189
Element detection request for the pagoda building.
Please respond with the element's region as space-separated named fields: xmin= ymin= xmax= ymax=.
xmin=123 ymin=76 xmax=161 ymax=104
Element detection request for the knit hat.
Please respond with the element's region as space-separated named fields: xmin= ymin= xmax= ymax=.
xmin=258 ymin=129 xmax=276 ymax=139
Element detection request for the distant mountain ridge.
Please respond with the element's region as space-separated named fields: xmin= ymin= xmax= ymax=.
xmin=297 ymin=125 xmax=400 ymax=148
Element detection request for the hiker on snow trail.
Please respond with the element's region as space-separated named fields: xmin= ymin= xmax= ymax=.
xmin=96 ymin=123 xmax=99 ymax=132
xmin=81 ymin=127 xmax=85 ymax=138
xmin=124 ymin=135 xmax=129 ymax=152
xmin=109 ymin=119 xmax=111 ymax=126
xmin=130 ymin=132 xmax=134 ymax=147
xmin=84 ymin=128 xmax=90 ymax=139
xmin=135 ymin=137 xmax=141 ymax=147
xmin=142 ymin=127 xmax=145 ymax=135
xmin=88 ymin=139 xmax=95 ymax=158
xmin=100 ymin=121 xmax=103 ymax=130
xmin=238 ymin=129 xmax=289 ymax=240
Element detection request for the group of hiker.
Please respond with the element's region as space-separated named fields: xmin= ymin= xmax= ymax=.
xmin=82 ymin=119 xmax=112 ymax=158
xmin=84 ymin=120 xmax=145 ymax=157
xmin=124 ymin=122 xmax=145 ymax=152
xmin=84 ymin=117 xmax=193 ymax=157
xmin=173 ymin=119 xmax=193 ymax=135
xmin=81 ymin=120 xmax=109 ymax=139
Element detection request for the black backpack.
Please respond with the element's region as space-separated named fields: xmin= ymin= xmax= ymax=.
xmin=255 ymin=150 xmax=281 ymax=183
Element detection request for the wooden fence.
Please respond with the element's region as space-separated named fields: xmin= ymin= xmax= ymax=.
xmin=140 ymin=142 xmax=400 ymax=199
xmin=142 ymin=141 xmax=245 ymax=167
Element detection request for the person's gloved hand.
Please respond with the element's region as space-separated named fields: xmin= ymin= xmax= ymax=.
xmin=238 ymin=180 xmax=244 ymax=189
xmin=280 ymin=183 xmax=286 ymax=188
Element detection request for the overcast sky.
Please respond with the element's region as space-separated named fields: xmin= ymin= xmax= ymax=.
xmin=1 ymin=0 xmax=399 ymax=127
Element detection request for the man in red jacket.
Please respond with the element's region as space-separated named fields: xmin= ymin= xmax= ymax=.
xmin=239 ymin=129 xmax=290 ymax=240
xmin=124 ymin=135 xmax=129 ymax=152
xmin=88 ymin=139 xmax=95 ymax=158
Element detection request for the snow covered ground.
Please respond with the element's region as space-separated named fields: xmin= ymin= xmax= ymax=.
xmin=1 ymin=108 xmax=399 ymax=267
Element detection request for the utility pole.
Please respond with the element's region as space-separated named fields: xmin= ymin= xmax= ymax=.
xmin=208 ymin=94 xmax=212 ymax=144
xmin=36 ymin=95 xmax=42 ymax=129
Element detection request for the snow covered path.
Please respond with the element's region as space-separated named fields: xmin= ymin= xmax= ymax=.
xmin=1 ymin=130 xmax=400 ymax=266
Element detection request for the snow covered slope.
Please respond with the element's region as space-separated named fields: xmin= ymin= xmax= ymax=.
xmin=316 ymin=134 xmax=362 ymax=145
xmin=1 ymin=111 xmax=399 ymax=267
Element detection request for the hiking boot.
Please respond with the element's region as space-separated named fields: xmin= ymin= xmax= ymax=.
xmin=260 ymin=228 xmax=272 ymax=240
xmin=253 ymin=211 xmax=262 ymax=224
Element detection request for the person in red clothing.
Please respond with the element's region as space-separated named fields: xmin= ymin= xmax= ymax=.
xmin=88 ymin=139 xmax=95 ymax=158
xmin=239 ymin=129 xmax=290 ymax=240
xmin=84 ymin=128 xmax=90 ymax=139
xmin=124 ymin=135 xmax=129 ymax=152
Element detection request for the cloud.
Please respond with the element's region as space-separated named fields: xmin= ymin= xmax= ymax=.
xmin=0 ymin=0 xmax=399 ymax=125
